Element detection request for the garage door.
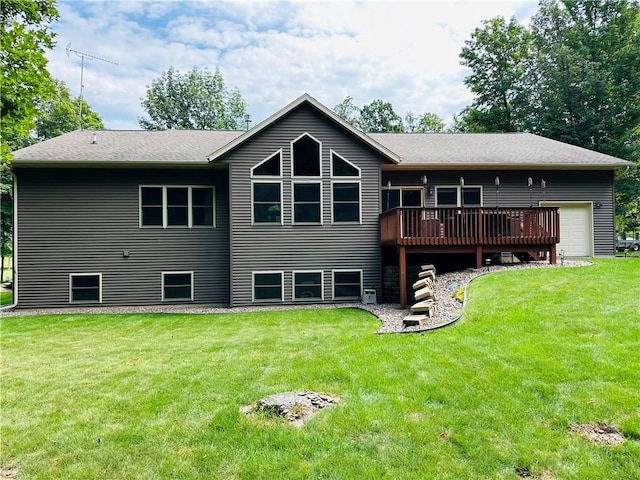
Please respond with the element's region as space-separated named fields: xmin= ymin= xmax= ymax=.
xmin=549 ymin=203 xmax=592 ymax=257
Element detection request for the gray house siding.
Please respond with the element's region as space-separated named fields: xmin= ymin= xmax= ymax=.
xmin=382 ymin=169 xmax=616 ymax=255
xmin=14 ymin=168 xmax=230 ymax=308
xmin=220 ymin=105 xmax=388 ymax=306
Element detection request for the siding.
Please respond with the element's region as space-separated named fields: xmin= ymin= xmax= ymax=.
xmin=221 ymin=105 xmax=388 ymax=306
xmin=382 ymin=169 xmax=616 ymax=255
xmin=14 ymin=168 xmax=230 ymax=308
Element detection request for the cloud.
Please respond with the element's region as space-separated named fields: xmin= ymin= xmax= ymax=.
xmin=46 ymin=0 xmax=538 ymax=130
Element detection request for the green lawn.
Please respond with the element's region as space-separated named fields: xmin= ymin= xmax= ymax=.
xmin=1 ymin=258 xmax=639 ymax=479
xmin=0 ymin=289 xmax=12 ymax=306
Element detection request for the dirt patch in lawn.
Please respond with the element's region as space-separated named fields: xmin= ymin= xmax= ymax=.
xmin=515 ymin=467 xmax=555 ymax=479
xmin=1 ymin=462 xmax=18 ymax=479
xmin=570 ymin=422 xmax=626 ymax=446
xmin=241 ymin=391 xmax=338 ymax=427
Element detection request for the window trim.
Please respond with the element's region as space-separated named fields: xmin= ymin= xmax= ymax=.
xmin=434 ymin=185 xmax=483 ymax=207
xmin=293 ymin=270 xmax=324 ymax=302
xmin=251 ymin=180 xmax=283 ymax=225
xmin=332 ymin=269 xmax=363 ymax=300
xmin=161 ymin=271 xmax=194 ymax=302
xmin=331 ymin=180 xmax=361 ymax=224
xmin=251 ymin=149 xmax=283 ymax=178
xmin=330 ymin=150 xmax=361 ymax=178
xmin=292 ymin=180 xmax=323 ymax=225
xmin=69 ymin=273 xmax=102 ymax=304
xmin=291 ymin=132 xmax=322 ymax=178
xmin=139 ymin=185 xmax=216 ymax=228
xmin=252 ymin=271 xmax=284 ymax=303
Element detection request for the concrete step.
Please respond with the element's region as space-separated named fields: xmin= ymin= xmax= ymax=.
xmin=403 ymin=314 xmax=428 ymax=327
xmin=414 ymin=286 xmax=434 ymax=301
xmin=418 ymin=270 xmax=436 ymax=280
xmin=411 ymin=299 xmax=434 ymax=314
xmin=421 ymin=264 xmax=436 ymax=273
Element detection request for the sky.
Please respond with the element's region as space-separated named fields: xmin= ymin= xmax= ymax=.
xmin=46 ymin=0 xmax=539 ymax=130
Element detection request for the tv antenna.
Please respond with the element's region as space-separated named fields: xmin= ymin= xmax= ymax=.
xmin=66 ymin=43 xmax=118 ymax=130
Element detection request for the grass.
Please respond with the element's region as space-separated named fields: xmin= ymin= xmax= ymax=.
xmin=0 ymin=289 xmax=12 ymax=306
xmin=1 ymin=258 xmax=639 ymax=479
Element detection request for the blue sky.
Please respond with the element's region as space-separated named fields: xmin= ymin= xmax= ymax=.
xmin=46 ymin=0 xmax=538 ymax=130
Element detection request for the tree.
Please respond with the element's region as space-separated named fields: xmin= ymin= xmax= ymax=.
xmin=359 ymin=100 xmax=404 ymax=133
xmin=139 ymin=66 xmax=247 ymax=130
xmin=405 ymin=111 xmax=446 ymax=133
xmin=459 ymin=16 xmax=534 ymax=132
xmin=333 ymin=96 xmax=361 ymax=126
xmin=35 ymin=79 xmax=104 ymax=140
xmin=1 ymin=0 xmax=58 ymax=154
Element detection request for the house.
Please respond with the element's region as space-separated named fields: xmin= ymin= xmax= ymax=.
xmin=10 ymin=94 xmax=630 ymax=309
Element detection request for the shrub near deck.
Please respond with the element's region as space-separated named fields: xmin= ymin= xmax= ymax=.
xmin=1 ymin=259 xmax=639 ymax=479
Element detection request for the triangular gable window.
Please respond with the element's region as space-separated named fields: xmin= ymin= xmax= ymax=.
xmin=331 ymin=151 xmax=360 ymax=177
xmin=252 ymin=151 xmax=281 ymax=177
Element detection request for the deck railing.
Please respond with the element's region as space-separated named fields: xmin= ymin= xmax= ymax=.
xmin=380 ymin=207 xmax=560 ymax=247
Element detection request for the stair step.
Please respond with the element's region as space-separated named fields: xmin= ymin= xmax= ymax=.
xmin=418 ymin=270 xmax=436 ymax=280
xmin=411 ymin=300 xmax=435 ymax=314
xmin=421 ymin=264 xmax=436 ymax=273
xmin=412 ymin=278 xmax=432 ymax=290
xmin=415 ymin=286 xmax=434 ymax=301
xmin=403 ymin=314 xmax=428 ymax=327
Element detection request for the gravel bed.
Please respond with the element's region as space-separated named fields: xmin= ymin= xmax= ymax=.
xmin=0 ymin=260 xmax=591 ymax=334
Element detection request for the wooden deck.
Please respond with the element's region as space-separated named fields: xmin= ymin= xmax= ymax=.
xmin=380 ymin=207 xmax=560 ymax=307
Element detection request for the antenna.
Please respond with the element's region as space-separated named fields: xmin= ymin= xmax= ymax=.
xmin=66 ymin=43 xmax=118 ymax=130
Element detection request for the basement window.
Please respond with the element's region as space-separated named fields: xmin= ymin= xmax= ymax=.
xmin=332 ymin=270 xmax=362 ymax=300
xmin=70 ymin=273 xmax=102 ymax=303
xmin=162 ymin=272 xmax=193 ymax=301
xmin=253 ymin=272 xmax=283 ymax=302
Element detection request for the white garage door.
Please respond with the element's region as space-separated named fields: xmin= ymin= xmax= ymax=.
xmin=549 ymin=203 xmax=593 ymax=257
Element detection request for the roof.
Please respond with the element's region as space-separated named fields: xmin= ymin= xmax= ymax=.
xmin=10 ymin=95 xmax=631 ymax=170
xmin=11 ymin=129 xmax=244 ymax=166
xmin=207 ymin=93 xmax=401 ymax=164
xmin=371 ymin=132 xmax=631 ymax=169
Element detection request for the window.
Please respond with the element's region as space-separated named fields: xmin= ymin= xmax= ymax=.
xmin=252 ymin=150 xmax=281 ymax=177
xmin=333 ymin=270 xmax=362 ymax=300
xmin=436 ymin=187 xmax=458 ymax=207
xmin=293 ymin=182 xmax=321 ymax=223
xmin=140 ymin=186 xmax=215 ymax=228
xmin=70 ymin=273 xmax=102 ymax=303
xmin=462 ymin=187 xmax=482 ymax=206
xmin=253 ymin=272 xmax=283 ymax=302
xmin=332 ymin=183 xmax=360 ymax=222
xmin=331 ymin=152 xmax=361 ymax=223
xmin=331 ymin=151 xmax=360 ymax=177
xmin=381 ymin=188 xmax=423 ymax=212
xmin=435 ymin=186 xmax=482 ymax=207
xmin=292 ymin=134 xmax=321 ymax=177
xmin=294 ymin=271 xmax=323 ymax=301
xmin=162 ymin=272 xmax=193 ymax=301
xmin=252 ymin=152 xmax=283 ymax=224
xmin=253 ymin=182 xmax=282 ymax=223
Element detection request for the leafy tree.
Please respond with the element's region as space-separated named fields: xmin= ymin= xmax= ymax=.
xmin=35 ymin=79 xmax=104 ymax=140
xmin=333 ymin=96 xmax=361 ymax=126
xmin=359 ymin=99 xmax=404 ymax=133
xmin=459 ymin=16 xmax=533 ymax=132
xmin=139 ymin=66 xmax=247 ymax=130
xmin=1 ymin=0 xmax=58 ymax=155
xmin=405 ymin=111 xmax=446 ymax=133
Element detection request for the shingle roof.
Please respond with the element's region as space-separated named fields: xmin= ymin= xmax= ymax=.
xmin=10 ymin=108 xmax=631 ymax=170
xmin=370 ymin=132 xmax=630 ymax=169
xmin=11 ymin=129 xmax=244 ymax=165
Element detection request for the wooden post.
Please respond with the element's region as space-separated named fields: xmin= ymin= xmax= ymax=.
xmin=550 ymin=244 xmax=557 ymax=264
xmin=399 ymin=245 xmax=407 ymax=308
xmin=475 ymin=245 xmax=483 ymax=269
